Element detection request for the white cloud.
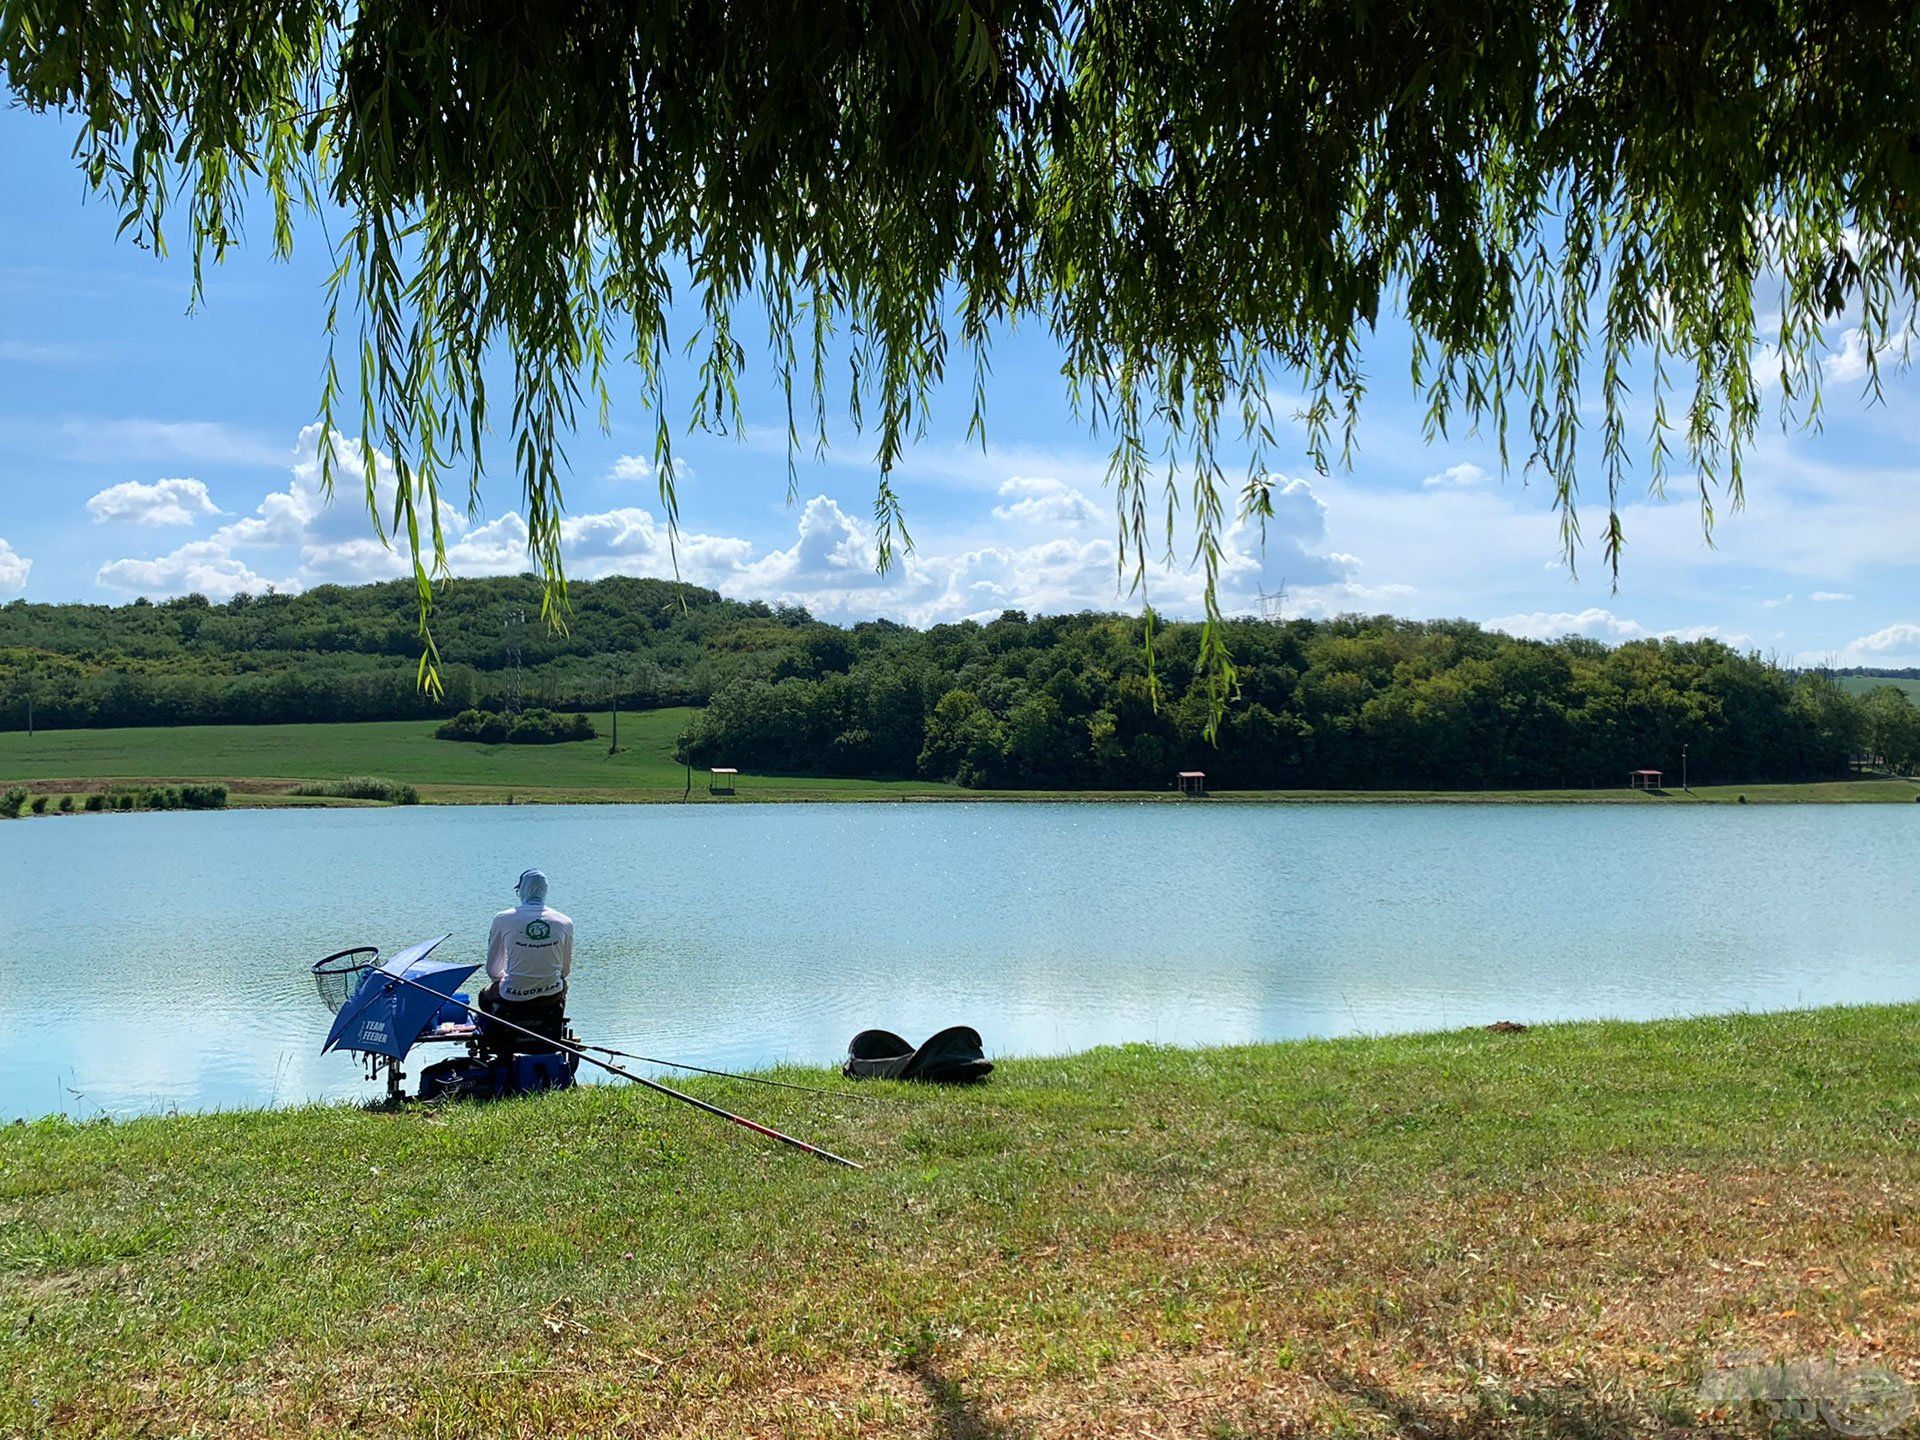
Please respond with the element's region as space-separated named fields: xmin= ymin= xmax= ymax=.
xmin=1825 ymin=327 xmax=1874 ymax=383
xmin=1823 ymin=622 xmax=1920 ymax=667
xmin=1818 ymin=322 xmax=1916 ymax=386
xmin=1486 ymin=607 xmax=1653 ymax=641
xmin=1421 ymin=462 xmax=1491 ymax=489
xmin=0 ymin=538 xmax=30 ymax=594
xmin=1810 ymin=591 xmax=1854 ymax=603
xmin=1850 ymin=622 xmax=1920 ymax=651
xmin=1485 ymin=607 xmax=1750 ymax=648
xmin=607 ymin=454 xmax=652 ymax=482
xmin=438 ymin=474 xmax=1357 ymax=627
xmin=96 ymin=541 xmax=276 ymax=599
xmin=1761 ymin=593 xmax=1794 ymax=608
xmin=991 ymin=475 xmax=1103 ymax=528
xmin=86 ymin=477 xmax=222 ymax=527
xmin=95 ymin=426 xmax=468 ymax=599
xmin=449 ymin=506 xmax=755 ymax=583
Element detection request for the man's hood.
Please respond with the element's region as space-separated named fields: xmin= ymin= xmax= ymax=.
xmin=517 ymin=869 xmax=549 ymax=905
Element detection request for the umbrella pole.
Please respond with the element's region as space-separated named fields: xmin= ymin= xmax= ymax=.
xmin=384 ymin=972 xmax=864 ymax=1170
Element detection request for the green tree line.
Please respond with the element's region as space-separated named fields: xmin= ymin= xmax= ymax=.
xmin=684 ymin=615 xmax=1916 ymax=790
xmin=3 ymin=577 xmax=1916 ymax=789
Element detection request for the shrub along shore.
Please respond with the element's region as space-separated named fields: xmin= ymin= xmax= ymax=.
xmin=3 ymin=1005 xmax=1918 ymax=1437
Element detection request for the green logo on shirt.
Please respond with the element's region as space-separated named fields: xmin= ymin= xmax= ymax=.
xmin=525 ymin=919 xmax=552 ymax=941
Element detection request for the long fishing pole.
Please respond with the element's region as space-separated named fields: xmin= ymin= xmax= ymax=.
xmin=574 ymin=1042 xmax=888 ymax=1102
xmin=379 ymin=971 xmax=863 ymax=1169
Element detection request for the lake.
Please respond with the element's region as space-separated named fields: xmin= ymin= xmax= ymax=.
xmin=2 ymin=802 xmax=1913 ymax=1119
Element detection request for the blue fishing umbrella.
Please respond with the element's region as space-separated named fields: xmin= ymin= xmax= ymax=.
xmin=321 ymin=934 xmax=480 ymax=1061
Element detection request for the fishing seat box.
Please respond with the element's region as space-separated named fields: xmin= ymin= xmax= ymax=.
xmin=417 ymin=1050 xmax=577 ymax=1102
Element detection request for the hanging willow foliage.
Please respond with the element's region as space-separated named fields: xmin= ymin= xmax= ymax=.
xmin=4 ymin=1 xmax=1917 ymax=715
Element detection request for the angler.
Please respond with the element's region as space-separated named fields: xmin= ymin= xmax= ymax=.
xmin=311 ymin=935 xmax=861 ymax=1168
xmin=480 ymin=867 xmax=574 ymax=1043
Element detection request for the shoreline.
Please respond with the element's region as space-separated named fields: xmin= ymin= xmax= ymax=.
xmin=6 ymin=772 xmax=1918 ymax=810
xmin=8 ymin=997 xmax=1913 ymax=1131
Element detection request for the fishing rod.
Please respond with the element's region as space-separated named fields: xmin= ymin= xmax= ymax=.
xmin=379 ymin=970 xmax=863 ymax=1170
xmin=574 ymin=1042 xmax=889 ymax=1102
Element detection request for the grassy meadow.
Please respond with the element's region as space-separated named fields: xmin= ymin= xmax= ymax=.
xmin=1838 ymin=674 xmax=1920 ymax=703
xmin=4 ymin=1005 xmax=1919 ymax=1437
xmin=0 ymin=709 xmax=962 ymax=804
xmin=2 ymin=714 xmax=1917 ymax=807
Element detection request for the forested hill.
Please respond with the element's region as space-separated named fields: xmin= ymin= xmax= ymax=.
xmin=3 ymin=576 xmax=1917 ymax=789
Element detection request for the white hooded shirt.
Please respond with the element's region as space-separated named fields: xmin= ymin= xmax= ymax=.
xmin=487 ymin=871 xmax=574 ymax=1001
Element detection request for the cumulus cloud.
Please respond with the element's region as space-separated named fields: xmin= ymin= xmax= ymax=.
xmin=96 ymin=542 xmax=275 ymax=599
xmin=0 ymin=537 xmax=30 ymax=594
xmin=1485 ymin=607 xmax=1750 ymax=648
xmin=1825 ymin=622 xmax=1920 ymax=667
xmin=1421 ymin=461 xmax=1491 ymax=489
xmin=448 ymin=507 xmax=755 ymax=583
xmin=1825 ymin=327 xmax=1876 ymax=383
xmin=607 ymin=454 xmax=651 ymax=482
xmin=1486 ymin=608 xmax=1653 ymax=641
xmin=83 ymin=439 xmax=1347 ymax=623
xmin=464 ymin=475 xmax=1360 ymax=627
xmin=1850 ymin=622 xmax=1920 ymax=651
xmin=86 ymin=477 xmax=222 ymax=527
xmin=96 ymin=425 xmax=466 ymax=599
xmin=991 ymin=475 xmax=1103 ymax=528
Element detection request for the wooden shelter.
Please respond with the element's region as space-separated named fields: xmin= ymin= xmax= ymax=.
xmin=1628 ymin=768 xmax=1663 ymax=790
xmin=709 ymin=767 xmax=738 ymax=796
xmin=1176 ymin=771 xmax=1207 ymax=796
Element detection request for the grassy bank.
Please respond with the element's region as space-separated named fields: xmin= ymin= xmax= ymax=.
xmin=2 ymin=715 xmax=1917 ymax=806
xmin=5 ymin=1006 xmax=1920 ymax=1437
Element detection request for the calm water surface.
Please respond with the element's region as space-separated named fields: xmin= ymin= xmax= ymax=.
xmin=1 ymin=802 xmax=1914 ymax=1118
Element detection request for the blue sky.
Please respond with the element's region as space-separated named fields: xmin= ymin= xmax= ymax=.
xmin=3 ymin=104 xmax=1916 ymax=668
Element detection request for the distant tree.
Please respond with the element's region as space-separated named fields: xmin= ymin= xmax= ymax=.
xmin=1861 ymin=686 xmax=1920 ymax=775
xmin=1791 ymin=673 xmax=1866 ymax=776
xmin=918 ymin=690 xmax=1005 ymax=788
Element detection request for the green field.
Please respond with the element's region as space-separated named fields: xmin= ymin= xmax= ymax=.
xmin=5 ymin=1005 xmax=1919 ymax=1437
xmin=1838 ymin=674 xmax=1920 ymax=702
xmin=0 ymin=710 xmax=963 ymax=803
xmin=2 ymin=715 xmax=1917 ymax=806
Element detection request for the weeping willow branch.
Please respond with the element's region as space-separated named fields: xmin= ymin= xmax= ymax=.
xmin=5 ymin=0 xmax=1918 ymax=730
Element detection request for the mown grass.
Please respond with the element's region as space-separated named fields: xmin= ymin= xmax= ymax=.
xmin=4 ymin=715 xmax=1919 ymax=808
xmin=0 ymin=709 xmax=704 ymax=789
xmin=0 ymin=710 xmax=967 ymax=804
xmin=4 ymin=1005 xmax=1919 ymax=1437
xmin=1837 ymin=675 xmax=1920 ymax=703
